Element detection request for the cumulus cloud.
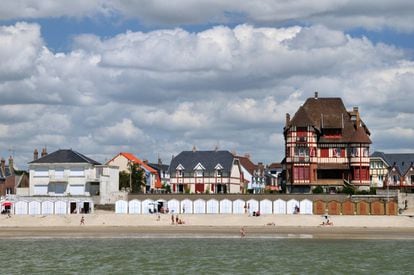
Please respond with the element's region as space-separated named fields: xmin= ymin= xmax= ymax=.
xmin=2 ymin=1 xmax=414 ymax=32
xmin=0 ymin=21 xmax=413 ymax=167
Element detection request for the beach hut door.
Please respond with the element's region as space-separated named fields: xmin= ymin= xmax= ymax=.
xmin=70 ymin=202 xmax=77 ymax=214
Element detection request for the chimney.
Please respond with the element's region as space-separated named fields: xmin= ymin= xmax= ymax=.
xmin=34 ymin=149 xmax=39 ymax=161
xmin=0 ymin=158 xmax=5 ymax=174
xmin=8 ymin=156 xmax=14 ymax=175
xmin=286 ymin=113 xmax=290 ymax=126
xmin=244 ymin=153 xmax=251 ymax=159
xmin=41 ymin=147 xmax=48 ymax=157
xmin=353 ymin=107 xmax=360 ymax=128
xmin=143 ymin=159 xmax=148 ymax=165
xmin=192 ymin=145 xmax=197 ymax=152
xmin=314 ymin=91 xmax=318 ymax=99
xmin=158 ymin=158 xmax=162 ymax=166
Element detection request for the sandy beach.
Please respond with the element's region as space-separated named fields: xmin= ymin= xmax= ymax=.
xmin=1 ymin=212 xmax=414 ymax=239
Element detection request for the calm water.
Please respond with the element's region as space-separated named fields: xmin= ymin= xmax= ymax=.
xmin=0 ymin=238 xmax=413 ymax=274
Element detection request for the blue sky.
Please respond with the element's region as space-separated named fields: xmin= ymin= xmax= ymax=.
xmin=0 ymin=1 xmax=414 ymax=167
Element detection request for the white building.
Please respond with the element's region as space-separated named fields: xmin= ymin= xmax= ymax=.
xmin=28 ymin=149 xmax=120 ymax=205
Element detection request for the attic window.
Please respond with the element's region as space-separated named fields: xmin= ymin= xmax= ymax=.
xmin=323 ymin=128 xmax=342 ymax=138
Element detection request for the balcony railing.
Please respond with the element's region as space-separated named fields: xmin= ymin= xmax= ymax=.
xmin=292 ymin=156 xmax=310 ymax=163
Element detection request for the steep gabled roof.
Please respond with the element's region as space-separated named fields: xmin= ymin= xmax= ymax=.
xmin=29 ymin=149 xmax=101 ymax=165
xmin=169 ymin=150 xmax=235 ymax=174
xmin=115 ymin=152 xmax=158 ymax=174
xmin=287 ymin=96 xmax=371 ymax=143
xmin=371 ymin=151 xmax=414 ymax=175
xmin=236 ymin=155 xmax=257 ymax=175
xmin=289 ymin=106 xmax=314 ymax=128
xmin=350 ymin=126 xmax=371 ymax=143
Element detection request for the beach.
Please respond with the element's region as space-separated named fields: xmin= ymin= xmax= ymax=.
xmin=1 ymin=212 xmax=414 ymax=239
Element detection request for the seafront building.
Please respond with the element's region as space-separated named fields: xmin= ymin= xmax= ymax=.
xmin=0 ymin=156 xmax=29 ymax=196
xmin=169 ymin=149 xmax=244 ymax=193
xmin=147 ymin=159 xmax=170 ymax=190
xmin=236 ymin=154 xmax=266 ymax=194
xmin=106 ymin=152 xmax=161 ymax=193
xmin=283 ymin=92 xmax=371 ymax=193
xmin=370 ymin=151 xmax=414 ymax=192
xmin=25 ymin=149 xmax=120 ymax=207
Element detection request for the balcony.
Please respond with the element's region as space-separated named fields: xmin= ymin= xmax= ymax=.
xmin=49 ymin=175 xmax=68 ymax=182
xmin=296 ymin=136 xmax=307 ymax=143
xmin=292 ymin=156 xmax=310 ymax=163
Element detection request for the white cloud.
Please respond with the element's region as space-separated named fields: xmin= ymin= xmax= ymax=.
xmin=1 ymin=1 xmax=414 ymax=32
xmin=0 ymin=22 xmax=43 ymax=80
xmin=0 ymin=22 xmax=414 ymax=166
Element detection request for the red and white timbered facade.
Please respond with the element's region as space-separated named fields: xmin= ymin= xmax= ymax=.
xmin=284 ymin=93 xmax=371 ymax=193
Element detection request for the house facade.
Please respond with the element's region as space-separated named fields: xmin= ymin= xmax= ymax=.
xmin=236 ymin=155 xmax=266 ymax=194
xmin=28 ymin=149 xmax=119 ymax=205
xmin=169 ymin=150 xmax=243 ymax=194
xmin=0 ymin=156 xmax=29 ymax=196
xmin=265 ymin=163 xmax=283 ymax=192
xmin=106 ymin=152 xmax=161 ymax=193
xmin=284 ymin=92 xmax=371 ymax=193
xmin=370 ymin=152 xmax=414 ymax=192
xmin=148 ymin=159 xmax=170 ymax=190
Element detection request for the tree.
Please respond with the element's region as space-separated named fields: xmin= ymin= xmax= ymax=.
xmin=118 ymin=162 xmax=146 ymax=193
xmin=128 ymin=162 xmax=145 ymax=193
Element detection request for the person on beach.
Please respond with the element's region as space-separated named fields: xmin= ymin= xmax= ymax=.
xmin=240 ymin=227 xmax=246 ymax=238
xmin=80 ymin=215 xmax=85 ymax=225
xmin=156 ymin=214 xmax=161 ymax=221
xmin=175 ymin=215 xmax=179 ymax=224
xmin=171 ymin=214 xmax=175 ymax=225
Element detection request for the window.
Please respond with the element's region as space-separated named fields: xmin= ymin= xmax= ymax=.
xmin=333 ymin=148 xmax=341 ymax=157
xmin=320 ymin=148 xmax=329 ymax=158
xmin=293 ymin=166 xmax=310 ymax=181
xmin=295 ymin=147 xmax=309 ymax=157
xmin=195 ymin=169 xmax=204 ymax=177
xmin=177 ymin=170 xmax=183 ymax=177
xmin=217 ymin=169 xmax=223 ymax=177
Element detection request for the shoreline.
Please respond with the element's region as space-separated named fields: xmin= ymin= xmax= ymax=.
xmin=1 ymin=226 xmax=414 ymax=240
xmin=1 ymin=213 xmax=414 ymax=240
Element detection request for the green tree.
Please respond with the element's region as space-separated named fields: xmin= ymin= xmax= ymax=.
xmin=129 ymin=162 xmax=145 ymax=193
xmin=118 ymin=162 xmax=146 ymax=193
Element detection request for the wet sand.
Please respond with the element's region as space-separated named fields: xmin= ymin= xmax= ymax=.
xmin=1 ymin=213 xmax=414 ymax=240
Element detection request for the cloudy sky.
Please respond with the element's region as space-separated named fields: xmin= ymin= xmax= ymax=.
xmin=1 ymin=1 xmax=414 ymax=168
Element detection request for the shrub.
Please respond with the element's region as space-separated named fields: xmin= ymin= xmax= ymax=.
xmin=312 ymin=186 xmax=324 ymax=194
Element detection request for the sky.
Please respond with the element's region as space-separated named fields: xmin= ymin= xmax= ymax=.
xmin=1 ymin=0 xmax=414 ymax=168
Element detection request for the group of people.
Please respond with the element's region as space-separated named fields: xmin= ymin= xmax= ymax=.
xmin=171 ymin=214 xmax=185 ymax=225
xmin=320 ymin=215 xmax=333 ymax=226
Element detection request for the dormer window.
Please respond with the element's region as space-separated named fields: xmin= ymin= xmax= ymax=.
xmin=215 ymin=163 xmax=224 ymax=177
xmin=193 ymin=163 xmax=205 ymax=177
xmin=176 ymin=164 xmax=185 ymax=177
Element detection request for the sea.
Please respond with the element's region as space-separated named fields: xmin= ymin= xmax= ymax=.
xmin=0 ymin=238 xmax=413 ymax=274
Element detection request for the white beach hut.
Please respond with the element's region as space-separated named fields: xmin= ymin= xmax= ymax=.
xmin=220 ymin=199 xmax=232 ymax=214
xmin=54 ymin=201 xmax=67 ymax=215
xmin=41 ymin=201 xmax=54 ymax=215
xmin=28 ymin=201 xmax=41 ymax=215
xmin=247 ymin=199 xmax=259 ymax=215
xmin=274 ymin=199 xmax=287 ymax=214
xmin=14 ymin=201 xmax=28 ymax=215
xmin=115 ymin=200 xmax=128 ymax=214
xmin=300 ymin=199 xmax=313 ymax=215
xmin=128 ymin=200 xmax=141 ymax=214
xmin=193 ymin=199 xmax=206 ymax=214
xmin=287 ymin=199 xmax=300 ymax=214
xmin=142 ymin=199 xmax=155 ymax=214
xmin=232 ymin=199 xmax=245 ymax=214
xmin=181 ymin=199 xmax=193 ymax=214
xmin=260 ymin=199 xmax=273 ymax=214
xmin=167 ymin=199 xmax=180 ymax=214
xmin=206 ymin=199 xmax=219 ymax=214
